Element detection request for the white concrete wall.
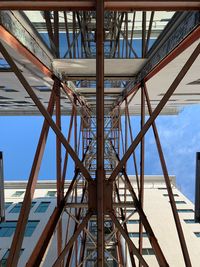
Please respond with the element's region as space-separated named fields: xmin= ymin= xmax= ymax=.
xmin=1 ymin=177 xmax=200 ymax=267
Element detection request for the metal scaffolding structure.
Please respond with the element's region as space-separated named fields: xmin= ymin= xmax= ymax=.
xmin=0 ymin=1 xmax=200 ymax=266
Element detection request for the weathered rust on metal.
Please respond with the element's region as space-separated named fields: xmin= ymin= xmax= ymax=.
xmin=6 ymin=85 xmax=56 ymax=267
xmin=96 ymin=0 xmax=105 ymax=265
xmin=1 ymin=1 xmax=200 ymax=11
xmin=109 ymin=41 xmax=200 ymax=183
xmin=144 ymin=83 xmax=192 ymax=267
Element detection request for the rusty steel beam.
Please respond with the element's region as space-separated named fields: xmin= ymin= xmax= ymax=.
xmin=96 ymin=0 xmax=105 ymax=266
xmin=0 ymin=25 xmax=52 ymax=78
xmin=109 ymin=41 xmax=200 ymax=183
xmin=108 ymin=211 xmax=149 ymax=267
xmin=7 ymin=86 xmax=56 ymax=267
xmin=65 ymin=202 xmax=144 ymax=208
xmin=110 ymin=144 xmax=169 ymax=266
xmin=139 ymin=84 xmax=145 ymax=265
xmin=79 ymin=227 xmax=87 ymax=265
xmin=116 ymin=230 xmax=125 ymax=267
xmin=114 ymin=19 xmax=200 ymax=109
xmin=144 ymin=84 xmax=192 ymax=267
xmin=0 ymin=40 xmax=93 ymax=184
xmin=142 ymin=11 xmax=146 ymax=58
xmin=0 ymin=1 xmax=200 ymax=11
xmin=55 ymin=80 xmax=63 ymax=265
xmin=61 ymin=106 xmax=75 ymax=190
xmin=125 ymin=98 xmax=140 ymax=191
xmin=26 ymin=167 xmax=83 ymax=266
xmin=55 ymin=80 xmax=62 ymax=204
xmin=114 ymin=182 xmax=136 ymax=267
xmin=122 ymin=171 xmax=169 ymax=266
xmin=145 ymin=11 xmax=155 ymax=56
xmin=65 ymin=185 xmax=87 ymax=266
xmin=26 ymin=205 xmax=65 ymax=267
xmin=52 ymin=211 xmax=93 ymax=267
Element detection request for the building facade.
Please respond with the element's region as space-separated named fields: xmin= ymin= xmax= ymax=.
xmin=0 ymin=176 xmax=200 ymax=266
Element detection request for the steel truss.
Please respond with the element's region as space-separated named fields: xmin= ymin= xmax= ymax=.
xmin=0 ymin=2 xmax=200 ymax=267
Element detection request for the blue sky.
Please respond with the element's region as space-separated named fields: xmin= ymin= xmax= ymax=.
xmin=0 ymin=105 xmax=199 ymax=203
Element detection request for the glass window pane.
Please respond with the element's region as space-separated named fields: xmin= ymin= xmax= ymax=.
xmin=194 ymin=232 xmax=200 ymax=237
xmin=129 ymin=232 xmax=148 ymax=238
xmin=184 ymin=219 xmax=198 ymax=224
xmin=12 ymin=191 xmax=24 ymax=197
xmin=177 ymin=209 xmax=194 ymax=213
xmin=142 ymin=248 xmax=154 ymax=255
xmin=46 ymin=191 xmax=56 ymax=197
xmin=0 ymin=221 xmax=39 ymax=237
xmin=175 ymin=201 xmax=186 ymax=204
xmin=1 ymin=249 xmax=24 ymax=266
xmin=9 ymin=203 xmax=21 ymax=213
xmin=163 ymin=194 xmax=179 ymax=197
xmin=127 ymin=220 xmax=139 ymax=224
xmin=9 ymin=202 xmax=36 ymax=213
xmin=25 ymin=221 xmax=39 ymax=237
xmin=5 ymin=202 xmax=13 ymax=209
xmin=35 ymin=202 xmax=50 ymax=213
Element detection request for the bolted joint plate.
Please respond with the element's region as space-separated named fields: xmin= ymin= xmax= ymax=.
xmin=88 ymin=180 xmax=113 ymax=212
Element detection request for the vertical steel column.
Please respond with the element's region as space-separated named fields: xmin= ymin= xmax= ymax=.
xmin=139 ymin=84 xmax=145 ymax=266
xmin=74 ymin=96 xmax=78 ymax=266
xmin=142 ymin=11 xmax=146 ymax=58
xmin=0 ymin=152 xmax=5 ymax=222
xmin=55 ymin=80 xmax=63 ymax=266
xmin=56 ymin=80 xmax=62 ymax=204
xmin=96 ymin=0 xmax=105 ymax=266
xmin=125 ymin=98 xmax=140 ymax=191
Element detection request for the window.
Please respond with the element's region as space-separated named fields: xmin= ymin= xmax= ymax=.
xmin=0 ymin=249 xmax=24 ymax=266
xmin=0 ymin=221 xmax=16 ymax=237
xmin=184 ymin=219 xmax=198 ymax=224
xmin=35 ymin=202 xmax=50 ymax=213
xmin=177 ymin=209 xmax=194 ymax=213
xmin=158 ymin=188 xmax=166 ymax=190
xmin=163 ymin=193 xmax=179 ymax=197
xmin=194 ymin=232 xmax=200 ymax=237
xmin=142 ymin=248 xmax=154 ymax=255
xmin=127 ymin=220 xmax=139 ymax=224
xmin=0 ymin=58 xmax=10 ymax=69
xmin=126 ymin=209 xmax=135 ymax=214
xmin=46 ymin=191 xmax=56 ymax=197
xmin=5 ymin=202 xmax=13 ymax=209
xmin=33 ymin=85 xmax=51 ymax=92
xmin=129 ymin=232 xmax=148 ymax=238
xmin=175 ymin=201 xmax=186 ymax=204
xmin=12 ymin=191 xmax=24 ymax=197
xmin=9 ymin=203 xmax=21 ymax=213
xmin=9 ymin=202 xmax=36 ymax=213
xmin=25 ymin=221 xmax=39 ymax=237
xmin=0 ymin=221 xmax=39 ymax=237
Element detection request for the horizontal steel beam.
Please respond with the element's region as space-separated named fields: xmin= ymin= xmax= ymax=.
xmin=123 ymin=12 xmax=200 ymax=97
xmin=65 ymin=202 xmax=136 ymax=208
xmin=0 ymin=11 xmax=53 ymax=75
xmin=0 ymin=1 xmax=200 ymax=11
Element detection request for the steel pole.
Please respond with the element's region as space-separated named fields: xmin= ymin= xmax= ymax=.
xmin=96 ymin=0 xmax=105 ymax=265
